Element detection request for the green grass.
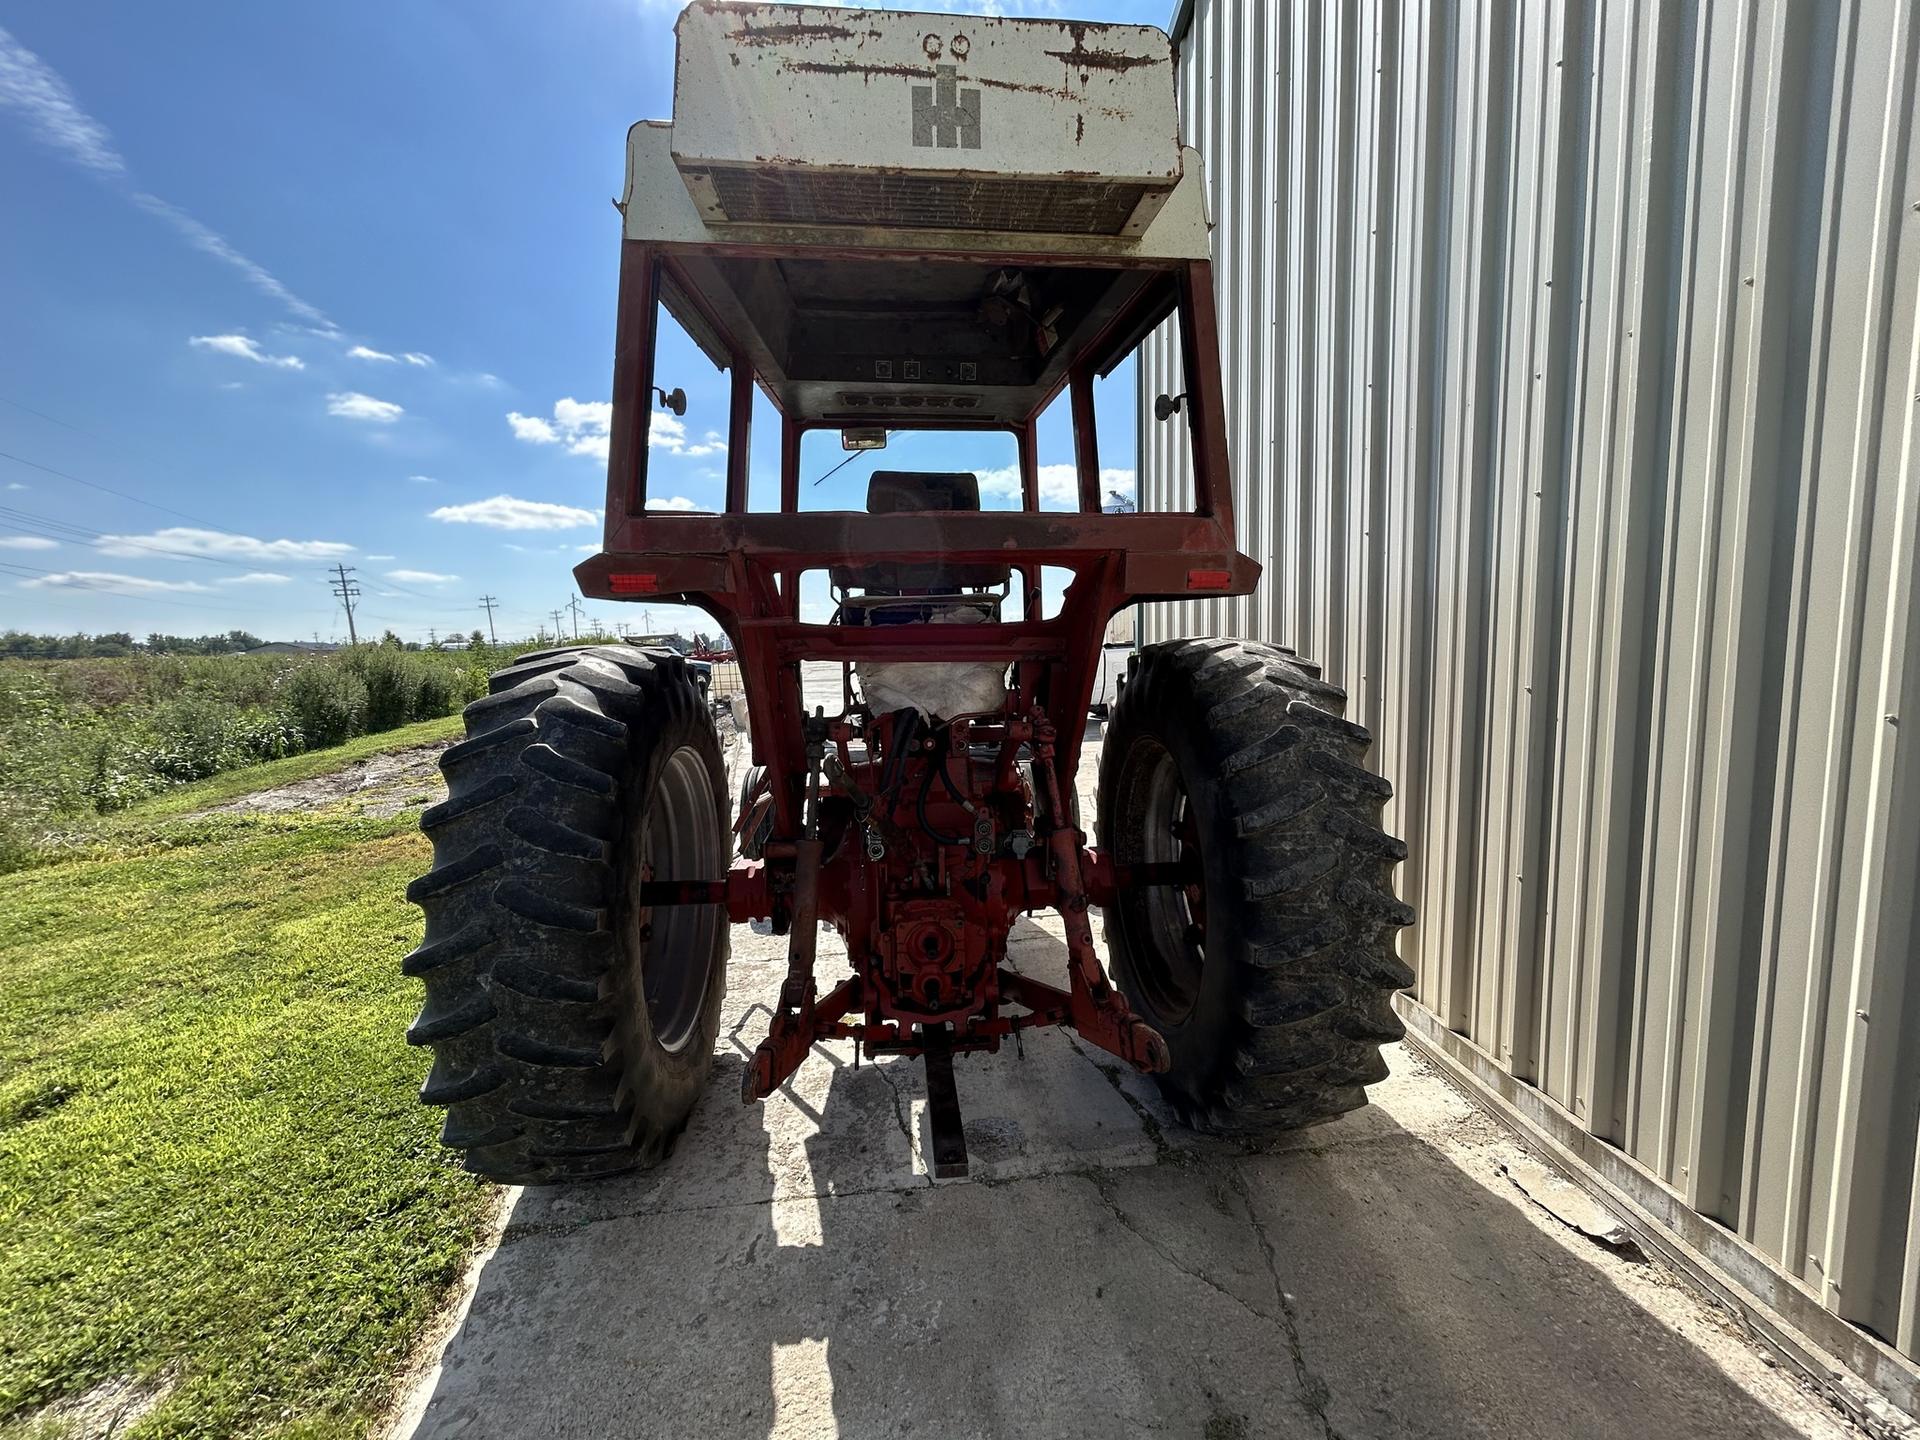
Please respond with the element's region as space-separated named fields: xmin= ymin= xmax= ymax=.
xmin=0 ymin=728 xmax=494 ymax=1439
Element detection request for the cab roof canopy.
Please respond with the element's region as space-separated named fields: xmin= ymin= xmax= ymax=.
xmin=623 ymin=2 xmax=1211 ymax=428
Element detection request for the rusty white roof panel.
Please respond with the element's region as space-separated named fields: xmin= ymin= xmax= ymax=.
xmin=669 ymin=2 xmax=1181 ymax=236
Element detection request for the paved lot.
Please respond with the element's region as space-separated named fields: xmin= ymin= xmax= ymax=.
xmin=390 ymin=718 xmax=1858 ymax=1440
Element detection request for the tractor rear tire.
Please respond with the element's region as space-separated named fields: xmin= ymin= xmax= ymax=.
xmin=405 ymin=644 xmax=729 ymax=1183
xmin=1097 ymin=639 xmax=1414 ymax=1135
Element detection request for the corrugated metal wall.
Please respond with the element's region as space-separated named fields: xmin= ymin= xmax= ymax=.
xmin=1143 ymin=0 xmax=1920 ymax=1371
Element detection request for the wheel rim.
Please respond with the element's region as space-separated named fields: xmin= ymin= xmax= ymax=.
xmin=635 ymin=746 xmax=723 ymax=1053
xmin=1116 ymin=737 xmax=1205 ymax=1025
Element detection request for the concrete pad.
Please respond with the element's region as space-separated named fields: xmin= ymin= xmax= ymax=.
xmin=393 ymin=732 xmax=1862 ymax=1440
xmin=512 ymin=922 xmax=1166 ymax=1237
xmin=397 ymin=1030 xmax=1861 ymax=1440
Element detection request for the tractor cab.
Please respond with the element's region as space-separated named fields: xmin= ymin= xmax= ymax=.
xmin=574 ymin=3 xmax=1256 ymax=793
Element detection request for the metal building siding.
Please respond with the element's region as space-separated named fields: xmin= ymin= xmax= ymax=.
xmin=1145 ymin=0 xmax=1920 ymax=1365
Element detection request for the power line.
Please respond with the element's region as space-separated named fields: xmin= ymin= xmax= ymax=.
xmin=0 ymin=503 xmax=483 ymax=618
xmin=0 ymin=454 xmax=474 ymax=609
xmin=478 ymin=594 xmax=499 ymax=644
xmin=0 ymin=449 xmax=233 ymax=530
xmin=355 ymin=568 xmax=478 ymax=608
xmin=328 ymin=564 xmax=361 ymax=646
xmin=0 ymin=559 xmax=266 ymax=617
xmin=0 ymin=504 xmax=331 ymax=576
xmin=0 ymin=394 xmax=91 ymax=436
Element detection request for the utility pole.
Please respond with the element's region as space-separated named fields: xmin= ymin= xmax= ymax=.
xmin=478 ymin=594 xmax=499 ymax=645
xmin=550 ymin=608 xmax=566 ymax=641
xmin=565 ymin=594 xmax=584 ymax=640
xmin=428 ymin=627 xmax=438 ymax=648
xmin=328 ymin=564 xmax=360 ymax=646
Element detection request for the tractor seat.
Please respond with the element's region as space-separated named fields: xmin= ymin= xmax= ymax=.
xmin=828 ymin=471 xmax=1013 ymax=594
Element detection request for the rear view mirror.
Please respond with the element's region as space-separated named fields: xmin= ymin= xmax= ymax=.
xmin=841 ymin=427 xmax=888 ymax=451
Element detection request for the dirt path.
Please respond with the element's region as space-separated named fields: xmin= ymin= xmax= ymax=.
xmin=198 ymin=742 xmax=451 ymax=821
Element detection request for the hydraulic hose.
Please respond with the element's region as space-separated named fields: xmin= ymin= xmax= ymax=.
xmin=916 ymin=728 xmax=970 ymax=847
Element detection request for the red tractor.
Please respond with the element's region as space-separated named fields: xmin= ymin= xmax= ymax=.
xmin=406 ymin=2 xmax=1412 ymax=1183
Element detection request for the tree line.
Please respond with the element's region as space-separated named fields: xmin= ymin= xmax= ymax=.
xmin=1 ymin=630 xmax=265 ymax=659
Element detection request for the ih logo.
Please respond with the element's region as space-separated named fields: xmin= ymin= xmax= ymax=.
xmin=912 ymin=65 xmax=981 ymax=149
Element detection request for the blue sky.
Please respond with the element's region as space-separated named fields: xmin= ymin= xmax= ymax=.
xmin=0 ymin=0 xmax=1169 ymax=644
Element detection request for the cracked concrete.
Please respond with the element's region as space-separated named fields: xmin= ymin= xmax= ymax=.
xmin=388 ymin=724 xmax=1866 ymax=1440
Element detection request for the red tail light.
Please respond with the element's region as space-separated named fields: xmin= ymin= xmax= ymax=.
xmin=609 ymin=573 xmax=660 ymax=595
xmin=1186 ymin=569 xmax=1232 ymax=591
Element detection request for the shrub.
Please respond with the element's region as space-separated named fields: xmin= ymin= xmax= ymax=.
xmin=328 ymin=648 xmax=469 ymax=730
xmin=410 ymin=664 xmax=462 ymax=722
xmin=282 ymin=666 xmax=369 ymax=749
xmin=83 ymin=724 xmax=168 ymax=811
xmin=230 ymin=707 xmax=301 ymax=763
xmin=0 ymin=817 xmax=37 ymax=874
xmin=147 ymin=696 xmax=246 ymax=782
xmin=341 ymin=647 xmax=420 ymax=732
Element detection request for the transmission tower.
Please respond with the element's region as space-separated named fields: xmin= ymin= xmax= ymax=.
xmin=328 ymin=564 xmax=361 ymax=646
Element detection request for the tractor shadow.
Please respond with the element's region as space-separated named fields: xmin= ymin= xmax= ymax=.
xmin=397 ymin=920 xmax=1824 ymax=1440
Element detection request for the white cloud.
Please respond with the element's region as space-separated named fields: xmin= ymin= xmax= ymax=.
xmin=0 ymin=25 xmax=125 ymax=174
xmin=132 ymin=192 xmax=333 ymax=331
xmin=977 ymin=464 xmax=1135 ymax=509
xmin=327 ymin=391 xmax=402 ymax=422
xmin=506 ymin=412 xmax=558 ymax=444
xmin=386 ymin=568 xmax=458 ymax=583
xmin=190 ymin=333 xmax=303 ymax=370
xmin=95 ymin=526 xmax=353 ymax=563
xmin=406 ymin=475 xmax=438 ymax=485
xmin=508 ymin=398 xmax=725 ymax=465
xmin=0 ymin=535 xmax=56 ymax=550
xmin=645 ymin=495 xmax=699 ymax=512
xmin=555 ymin=397 xmax=611 ymax=434
xmin=649 ymin=411 xmax=726 ymax=458
xmin=348 ymin=345 xmax=431 ymax=367
xmin=365 ymin=553 xmax=396 ymax=561
xmin=217 ymin=571 xmax=291 ymax=585
xmin=429 ymin=495 xmax=598 ymax=531
xmin=0 ymin=26 xmax=332 ymax=330
xmin=5 ymin=482 xmax=24 ymax=491
xmin=20 ymin=569 xmax=211 ymax=593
